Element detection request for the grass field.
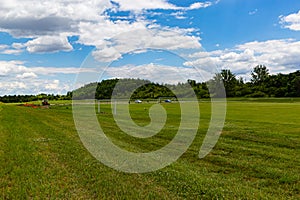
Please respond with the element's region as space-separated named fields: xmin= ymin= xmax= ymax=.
xmin=0 ymin=100 xmax=299 ymax=199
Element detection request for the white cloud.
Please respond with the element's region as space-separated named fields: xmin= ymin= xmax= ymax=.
xmin=184 ymin=39 xmax=300 ymax=80
xmin=16 ymin=72 xmax=38 ymax=79
xmin=25 ymin=35 xmax=73 ymax=53
xmin=45 ymin=80 xmax=60 ymax=90
xmin=0 ymin=43 xmax=24 ymax=55
xmin=146 ymin=28 xmax=201 ymax=49
xmin=83 ymin=24 xmax=201 ymax=62
xmin=12 ymin=43 xmax=25 ymax=49
xmin=188 ymin=2 xmax=213 ymax=10
xmin=280 ymin=10 xmax=300 ymax=31
xmin=30 ymin=67 xmax=97 ymax=75
xmin=92 ymin=48 xmax=123 ymax=63
xmin=170 ymin=12 xmax=187 ymax=19
xmin=0 ymin=44 xmax=9 ymax=50
xmin=104 ymin=63 xmax=211 ymax=84
xmin=111 ymin=0 xmax=178 ymax=11
xmin=0 ymin=1 xmax=112 ymax=27
xmin=0 ymin=60 xmax=27 ymax=76
xmin=0 ymin=60 xmax=96 ymax=77
xmin=0 ymin=0 xmax=113 ymax=53
xmin=249 ymin=9 xmax=258 ymax=15
xmin=111 ymin=0 xmax=214 ymax=12
xmin=1 ymin=49 xmax=23 ymax=55
xmin=0 ymin=79 xmax=71 ymax=95
xmin=0 ymin=0 xmax=207 ymax=55
xmin=0 ymin=82 xmax=27 ymax=90
xmin=0 ymin=61 xmax=81 ymax=95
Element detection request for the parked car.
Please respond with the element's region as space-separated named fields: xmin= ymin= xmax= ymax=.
xmin=135 ymin=99 xmax=142 ymax=103
xmin=164 ymin=99 xmax=172 ymax=103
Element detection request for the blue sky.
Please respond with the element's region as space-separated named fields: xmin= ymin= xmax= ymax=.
xmin=0 ymin=0 xmax=300 ymax=95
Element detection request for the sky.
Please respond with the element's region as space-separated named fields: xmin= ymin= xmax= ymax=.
xmin=0 ymin=0 xmax=300 ymax=95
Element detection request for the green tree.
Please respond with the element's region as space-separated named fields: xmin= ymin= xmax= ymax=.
xmin=251 ymin=65 xmax=269 ymax=85
xmin=220 ymin=69 xmax=238 ymax=97
xmin=292 ymin=76 xmax=300 ymax=97
xmin=208 ymin=73 xmax=226 ymax=98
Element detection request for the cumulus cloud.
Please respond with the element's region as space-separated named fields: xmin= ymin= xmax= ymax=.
xmin=111 ymin=0 xmax=178 ymax=11
xmin=170 ymin=12 xmax=187 ymax=19
xmin=0 ymin=60 xmax=27 ymax=76
xmin=25 ymin=35 xmax=73 ymax=53
xmin=16 ymin=72 xmax=37 ymax=79
xmin=280 ymin=10 xmax=300 ymax=31
xmin=188 ymin=2 xmax=213 ymax=10
xmin=111 ymin=0 xmax=214 ymax=12
xmin=88 ymin=27 xmax=201 ymax=62
xmin=0 ymin=79 xmax=71 ymax=95
xmin=45 ymin=80 xmax=60 ymax=90
xmin=0 ymin=16 xmax=76 ymax=38
xmin=102 ymin=63 xmax=213 ymax=84
xmin=0 ymin=82 xmax=27 ymax=91
xmin=0 ymin=43 xmax=24 ymax=55
xmin=0 ymin=1 xmax=112 ymax=27
xmin=0 ymin=60 xmax=96 ymax=77
xmin=12 ymin=43 xmax=25 ymax=49
xmin=92 ymin=48 xmax=122 ymax=63
xmin=0 ymin=0 xmax=207 ymax=55
xmin=0 ymin=44 xmax=9 ymax=50
xmin=0 ymin=61 xmax=84 ymax=95
xmin=0 ymin=0 xmax=113 ymax=53
xmin=1 ymin=49 xmax=23 ymax=55
xmin=184 ymin=39 xmax=300 ymax=80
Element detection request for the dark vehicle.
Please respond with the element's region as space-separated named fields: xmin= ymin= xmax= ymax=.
xmin=42 ymin=99 xmax=50 ymax=106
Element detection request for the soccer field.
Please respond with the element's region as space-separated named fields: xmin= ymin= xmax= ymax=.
xmin=0 ymin=100 xmax=299 ymax=199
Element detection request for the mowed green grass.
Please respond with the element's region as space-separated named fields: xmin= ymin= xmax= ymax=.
xmin=0 ymin=100 xmax=299 ymax=199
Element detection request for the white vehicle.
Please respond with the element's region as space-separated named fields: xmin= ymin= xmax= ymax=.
xmin=135 ymin=99 xmax=142 ymax=103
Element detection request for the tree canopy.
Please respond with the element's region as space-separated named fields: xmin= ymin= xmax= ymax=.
xmin=1 ymin=66 xmax=300 ymax=103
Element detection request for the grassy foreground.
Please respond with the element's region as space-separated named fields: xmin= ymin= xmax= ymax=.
xmin=0 ymin=101 xmax=299 ymax=199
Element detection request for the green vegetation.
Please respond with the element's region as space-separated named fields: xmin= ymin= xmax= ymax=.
xmin=72 ymin=66 xmax=300 ymax=100
xmin=0 ymin=93 xmax=72 ymax=103
xmin=209 ymin=66 xmax=300 ymax=98
xmin=73 ymin=78 xmax=193 ymax=100
xmin=73 ymin=66 xmax=300 ymax=100
xmin=0 ymin=100 xmax=299 ymax=199
xmin=2 ymin=66 xmax=300 ymax=103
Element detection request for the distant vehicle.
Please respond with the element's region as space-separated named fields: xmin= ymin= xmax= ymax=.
xmin=164 ymin=99 xmax=172 ymax=103
xmin=42 ymin=99 xmax=50 ymax=106
xmin=135 ymin=100 xmax=142 ymax=103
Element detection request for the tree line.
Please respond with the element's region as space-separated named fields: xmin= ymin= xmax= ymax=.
xmin=73 ymin=65 xmax=300 ymax=100
xmin=210 ymin=65 xmax=300 ymax=98
xmin=1 ymin=65 xmax=300 ymax=103
xmin=0 ymin=93 xmax=72 ymax=103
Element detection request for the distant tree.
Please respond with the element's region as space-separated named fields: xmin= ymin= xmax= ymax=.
xmin=188 ymin=79 xmax=196 ymax=87
xmin=292 ymin=76 xmax=300 ymax=97
xmin=220 ymin=69 xmax=238 ymax=97
xmin=208 ymin=73 xmax=226 ymax=98
xmin=251 ymin=65 xmax=269 ymax=85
